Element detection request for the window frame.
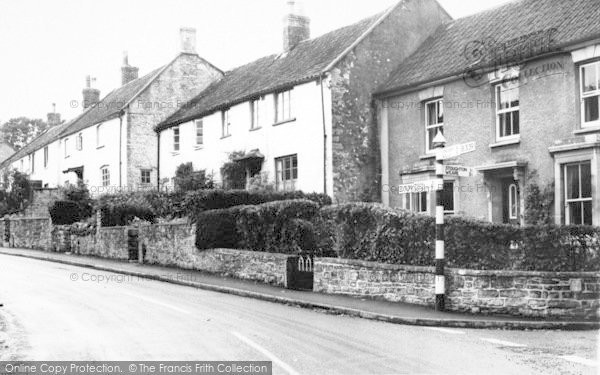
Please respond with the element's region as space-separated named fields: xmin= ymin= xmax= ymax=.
xmin=96 ymin=124 xmax=103 ymax=148
xmin=43 ymin=146 xmax=48 ymax=168
xmin=30 ymin=153 xmax=35 ymax=174
xmin=580 ymin=61 xmax=600 ymax=128
xmin=100 ymin=166 xmax=110 ymax=187
xmin=563 ymin=161 xmax=593 ymax=225
xmin=275 ymin=90 xmax=293 ymax=123
xmin=424 ymin=98 xmax=444 ymax=154
xmin=140 ymin=169 xmax=151 ymax=185
xmin=195 ymin=119 xmax=204 ymax=147
xmin=173 ymin=126 xmax=180 ymax=152
xmin=64 ymin=138 xmax=70 ymax=158
xmin=404 ymin=191 xmax=428 ymax=213
xmin=221 ymin=109 xmax=231 ymax=137
xmin=76 ymin=132 xmax=83 ymax=151
xmin=508 ymin=183 xmax=518 ymax=220
xmin=250 ymin=100 xmax=260 ymax=129
xmin=495 ymin=80 xmax=521 ymax=141
xmin=275 ymin=154 xmax=298 ymax=192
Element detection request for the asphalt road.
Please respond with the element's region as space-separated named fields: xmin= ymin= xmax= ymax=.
xmin=0 ymin=254 xmax=598 ymax=375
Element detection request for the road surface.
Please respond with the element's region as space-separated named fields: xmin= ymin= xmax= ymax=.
xmin=0 ymin=254 xmax=598 ymax=375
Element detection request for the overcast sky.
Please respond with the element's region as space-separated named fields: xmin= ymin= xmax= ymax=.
xmin=0 ymin=0 xmax=512 ymax=122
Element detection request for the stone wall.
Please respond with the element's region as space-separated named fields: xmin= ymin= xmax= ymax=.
xmin=70 ymin=227 xmax=129 ymax=260
xmin=8 ymin=217 xmax=52 ymax=250
xmin=17 ymin=188 xmax=63 ymax=218
xmin=314 ymin=258 xmax=600 ymax=319
xmin=140 ymin=222 xmax=290 ymax=286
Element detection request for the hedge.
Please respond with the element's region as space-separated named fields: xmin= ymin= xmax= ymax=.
xmin=322 ymin=203 xmax=600 ymax=272
xmin=49 ymin=200 xmax=81 ymax=225
xmin=98 ymin=203 xmax=156 ymax=227
xmin=195 ymin=206 xmax=246 ymax=250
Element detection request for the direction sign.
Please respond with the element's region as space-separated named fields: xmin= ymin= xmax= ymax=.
xmin=444 ymin=165 xmax=476 ymax=177
xmin=435 ymin=142 xmax=476 ymax=160
xmin=398 ymin=178 xmax=443 ymax=193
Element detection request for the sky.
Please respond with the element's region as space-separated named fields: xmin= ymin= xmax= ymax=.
xmin=0 ymin=0 xmax=512 ymax=123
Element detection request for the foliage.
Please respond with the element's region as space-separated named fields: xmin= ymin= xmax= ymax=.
xmin=174 ymin=163 xmax=214 ymax=192
xmin=0 ymin=170 xmax=32 ymax=216
xmin=220 ymin=151 xmax=246 ymax=190
xmin=96 ymin=190 xmax=185 ymax=220
xmin=320 ymin=203 xmax=600 ymax=272
xmin=0 ymin=117 xmax=50 ymax=150
xmin=195 ymin=206 xmax=246 ymax=250
xmin=524 ymin=172 xmax=554 ymax=225
xmin=247 ymin=172 xmax=275 ymax=192
xmin=49 ymin=201 xmax=81 ymax=225
xmin=236 ymin=200 xmax=320 ymax=254
xmin=59 ymin=182 xmax=94 ymax=220
xmin=98 ymin=202 xmax=156 ymax=227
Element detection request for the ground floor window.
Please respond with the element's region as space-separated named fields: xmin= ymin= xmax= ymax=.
xmin=441 ymin=181 xmax=455 ymax=214
xmin=101 ymin=166 xmax=110 ymax=187
xmin=141 ymin=169 xmax=151 ymax=184
xmin=508 ymin=183 xmax=519 ymax=220
xmin=275 ymin=154 xmax=297 ymax=191
xmin=564 ymin=161 xmax=592 ymax=225
xmin=404 ymin=191 xmax=428 ymax=213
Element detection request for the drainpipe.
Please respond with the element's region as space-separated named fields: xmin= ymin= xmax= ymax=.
xmin=320 ymin=75 xmax=327 ymax=195
xmin=156 ymin=131 xmax=161 ymax=191
xmin=119 ymin=112 xmax=123 ymax=188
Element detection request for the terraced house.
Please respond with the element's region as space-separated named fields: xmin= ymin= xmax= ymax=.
xmin=0 ymin=29 xmax=222 ymax=194
xmin=155 ymin=0 xmax=450 ymax=201
xmin=377 ymin=0 xmax=600 ymax=225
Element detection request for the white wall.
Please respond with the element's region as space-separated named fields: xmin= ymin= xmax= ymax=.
xmin=159 ymin=79 xmax=333 ymax=195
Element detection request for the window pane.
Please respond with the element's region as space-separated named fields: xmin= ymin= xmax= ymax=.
xmin=420 ymin=192 xmax=427 ymax=212
xmin=437 ymin=101 xmax=444 ymax=123
xmin=582 ymin=64 xmax=598 ymax=92
xmin=426 ymin=102 xmax=437 ymax=126
xmin=581 ymin=162 xmax=591 ymax=198
xmin=404 ymin=194 xmax=410 ymax=210
xmin=428 ymin=128 xmax=438 ymax=150
xmin=442 ymin=182 xmax=454 ymax=212
xmin=569 ymin=202 xmax=583 ymax=225
xmin=498 ymin=83 xmax=519 ymax=109
xmin=583 ymin=201 xmax=592 ymax=225
xmin=499 ymin=113 xmax=511 ymax=137
xmin=512 ymin=111 xmax=519 ymax=135
xmin=584 ymin=96 xmax=599 ymax=123
xmin=566 ymin=164 xmax=580 ymax=199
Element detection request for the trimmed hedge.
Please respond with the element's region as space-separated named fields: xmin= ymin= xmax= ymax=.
xmin=322 ymin=203 xmax=600 ymax=272
xmin=98 ymin=203 xmax=156 ymax=227
xmin=49 ymin=200 xmax=81 ymax=225
xmin=195 ymin=206 xmax=246 ymax=250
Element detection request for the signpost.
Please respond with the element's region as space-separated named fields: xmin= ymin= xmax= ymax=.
xmin=444 ymin=165 xmax=476 ymax=177
xmin=434 ymin=141 xmax=476 ymax=160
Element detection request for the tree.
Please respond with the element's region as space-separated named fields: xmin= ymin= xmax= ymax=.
xmin=0 ymin=170 xmax=32 ymax=216
xmin=220 ymin=151 xmax=247 ymax=190
xmin=174 ymin=163 xmax=214 ymax=192
xmin=0 ymin=117 xmax=49 ymax=150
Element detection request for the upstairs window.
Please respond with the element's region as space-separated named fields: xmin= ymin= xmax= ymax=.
xmin=30 ymin=153 xmax=35 ymax=174
xmin=195 ymin=119 xmax=203 ymax=146
xmin=101 ymin=166 xmax=110 ymax=187
xmin=222 ymin=110 xmax=231 ymax=137
xmin=564 ymin=161 xmax=592 ymax=225
xmin=275 ymin=90 xmax=292 ymax=123
xmin=76 ymin=133 xmax=83 ymax=151
xmin=275 ymin=154 xmax=298 ymax=191
xmin=250 ymin=100 xmax=260 ymax=129
xmin=580 ymin=61 xmax=600 ymax=127
xmin=64 ymin=138 xmax=70 ymax=158
xmin=96 ymin=124 xmax=103 ymax=148
xmin=173 ymin=126 xmax=180 ymax=152
xmin=425 ymin=99 xmax=444 ymax=153
xmin=43 ymin=146 xmax=48 ymax=168
xmin=495 ymin=80 xmax=520 ymax=140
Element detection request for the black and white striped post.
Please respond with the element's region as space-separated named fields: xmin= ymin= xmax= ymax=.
xmin=432 ymin=131 xmax=447 ymax=311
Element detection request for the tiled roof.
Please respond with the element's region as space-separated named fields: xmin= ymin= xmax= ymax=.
xmin=0 ymin=66 xmax=165 ymax=169
xmin=377 ymin=0 xmax=600 ymax=95
xmin=156 ymin=8 xmax=393 ymax=130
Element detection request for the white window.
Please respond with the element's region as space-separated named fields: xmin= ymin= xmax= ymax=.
xmin=195 ymin=119 xmax=203 ymax=146
xmin=43 ymin=146 xmax=48 ymax=168
xmin=222 ymin=110 xmax=230 ymax=137
xmin=141 ymin=169 xmax=151 ymax=184
xmin=495 ymin=80 xmax=520 ymax=140
xmin=173 ymin=126 xmax=180 ymax=152
xmin=101 ymin=166 xmax=110 ymax=187
xmin=564 ymin=161 xmax=592 ymax=225
xmin=508 ymin=183 xmax=518 ymax=220
xmin=96 ymin=124 xmax=103 ymax=148
xmin=64 ymin=138 xmax=70 ymax=158
xmin=76 ymin=133 xmax=83 ymax=151
xmin=30 ymin=153 xmax=34 ymax=174
xmin=275 ymin=154 xmax=298 ymax=191
xmin=275 ymin=90 xmax=292 ymax=123
xmin=404 ymin=192 xmax=428 ymax=213
xmin=580 ymin=61 xmax=600 ymax=128
xmin=250 ymin=100 xmax=260 ymax=129
xmin=425 ymin=99 xmax=444 ymax=153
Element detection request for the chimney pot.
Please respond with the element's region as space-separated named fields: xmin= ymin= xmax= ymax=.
xmin=47 ymin=103 xmax=61 ymax=127
xmin=283 ymin=0 xmax=310 ymax=53
xmin=121 ymin=51 xmax=139 ymax=85
xmin=180 ymin=27 xmax=197 ymax=54
xmin=82 ymin=76 xmax=100 ymax=110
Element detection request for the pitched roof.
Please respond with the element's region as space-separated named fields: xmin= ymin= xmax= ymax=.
xmin=377 ymin=0 xmax=600 ymax=95
xmin=156 ymin=6 xmax=397 ymax=130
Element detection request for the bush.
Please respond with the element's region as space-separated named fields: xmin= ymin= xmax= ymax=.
xmin=49 ymin=200 xmax=81 ymax=225
xmin=174 ymin=163 xmax=214 ymax=192
xmin=237 ymin=200 xmax=320 ymax=254
xmin=182 ymin=189 xmax=331 ymax=219
xmin=320 ymin=203 xmax=600 ymax=272
xmin=61 ymin=183 xmax=94 ymax=220
xmin=98 ymin=202 xmax=156 ymax=227
xmin=96 ymin=191 xmax=185 ymax=220
xmin=195 ymin=206 xmax=246 ymax=250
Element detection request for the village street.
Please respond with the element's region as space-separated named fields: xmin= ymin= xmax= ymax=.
xmin=0 ymin=254 xmax=597 ymax=375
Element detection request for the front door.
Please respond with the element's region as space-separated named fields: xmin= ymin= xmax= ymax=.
xmin=501 ymin=178 xmax=519 ymax=224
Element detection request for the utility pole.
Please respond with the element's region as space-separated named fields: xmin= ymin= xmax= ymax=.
xmin=432 ymin=131 xmax=447 ymax=311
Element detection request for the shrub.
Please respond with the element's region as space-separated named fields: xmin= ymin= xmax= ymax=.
xmin=195 ymin=206 xmax=246 ymax=250
xmin=220 ymin=151 xmax=246 ymax=190
xmin=98 ymin=202 xmax=156 ymax=227
xmin=0 ymin=170 xmax=32 ymax=215
xmin=281 ymin=219 xmax=317 ymax=253
xmin=237 ymin=199 xmax=320 ymax=254
xmin=61 ymin=183 xmax=94 ymax=220
xmin=49 ymin=200 xmax=81 ymax=225
xmin=174 ymin=162 xmax=214 ymax=192
xmin=96 ymin=190 xmax=185 ymax=220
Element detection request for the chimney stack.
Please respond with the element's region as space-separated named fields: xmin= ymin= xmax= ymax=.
xmin=283 ymin=0 xmax=310 ymax=53
xmin=82 ymin=75 xmax=100 ymax=109
xmin=179 ymin=27 xmax=197 ymax=54
xmin=47 ymin=103 xmax=61 ymax=127
xmin=121 ymin=51 xmax=139 ymax=85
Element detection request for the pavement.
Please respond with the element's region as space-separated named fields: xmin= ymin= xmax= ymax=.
xmin=0 ymin=252 xmax=598 ymax=374
xmin=0 ymin=247 xmax=598 ymax=331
